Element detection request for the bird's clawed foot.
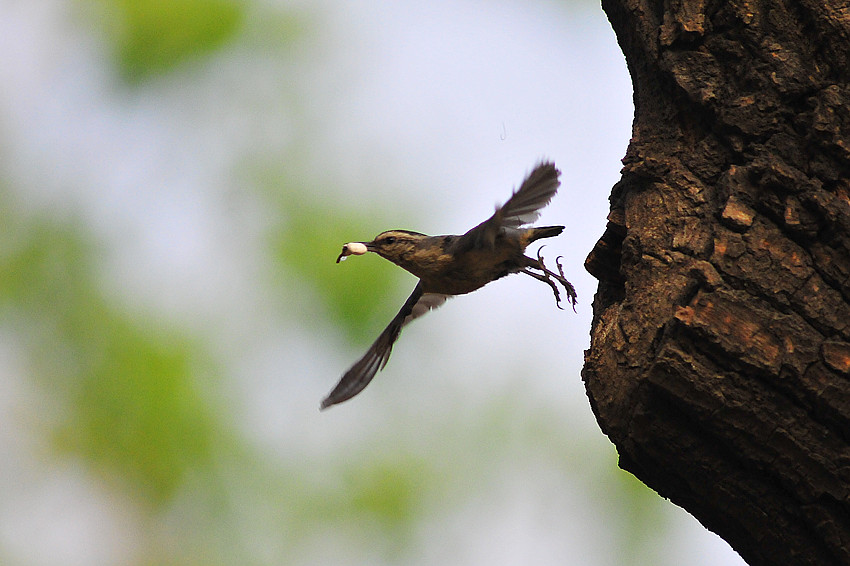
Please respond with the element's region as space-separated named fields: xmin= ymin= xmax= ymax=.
xmin=521 ymin=248 xmax=577 ymax=311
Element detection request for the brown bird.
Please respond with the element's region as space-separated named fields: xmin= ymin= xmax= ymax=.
xmin=321 ymin=161 xmax=576 ymax=409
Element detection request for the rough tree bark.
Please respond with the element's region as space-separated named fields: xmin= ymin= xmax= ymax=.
xmin=583 ymin=1 xmax=850 ymax=565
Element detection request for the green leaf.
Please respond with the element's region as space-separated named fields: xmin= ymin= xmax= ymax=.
xmin=94 ymin=0 xmax=246 ymax=82
xmin=0 ymin=199 xmax=221 ymax=506
xmin=270 ymin=195 xmax=411 ymax=343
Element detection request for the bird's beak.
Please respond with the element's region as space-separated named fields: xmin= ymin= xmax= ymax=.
xmin=336 ymin=241 xmax=370 ymax=263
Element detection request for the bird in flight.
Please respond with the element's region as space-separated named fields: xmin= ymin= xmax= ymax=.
xmin=322 ymin=161 xmax=576 ymax=409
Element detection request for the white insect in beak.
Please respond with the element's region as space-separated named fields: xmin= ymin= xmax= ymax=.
xmin=336 ymin=242 xmax=368 ymax=263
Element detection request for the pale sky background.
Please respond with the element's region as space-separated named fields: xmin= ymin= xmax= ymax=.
xmin=0 ymin=1 xmax=747 ymax=565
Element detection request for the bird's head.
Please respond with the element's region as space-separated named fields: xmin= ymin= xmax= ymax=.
xmin=336 ymin=230 xmax=427 ymax=264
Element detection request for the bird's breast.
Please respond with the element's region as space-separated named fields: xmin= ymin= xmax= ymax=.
xmin=419 ymin=245 xmax=523 ymax=295
xmin=390 ymin=247 xmax=453 ymax=279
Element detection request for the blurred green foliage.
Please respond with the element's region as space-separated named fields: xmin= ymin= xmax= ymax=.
xmin=92 ymin=0 xmax=246 ymax=82
xmin=267 ymin=186 xmax=409 ymax=344
xmin=345 ymin=453 xmax=428 ymax=531
xmin=0 ymin=196 xmax=221 ymax=506
xmin=53 ymin=317 xmax=218 ymax=506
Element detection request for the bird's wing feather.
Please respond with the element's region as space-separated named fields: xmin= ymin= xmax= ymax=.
xmin=499 ymin=161 xmax=561 ymax=228
xmin=320 ymin=283 xmax=449 ymax=409
xmin=452 ymin=161 xmax=561 ymax=252
xmin=404 ymin=291 xmax=449 ymax=325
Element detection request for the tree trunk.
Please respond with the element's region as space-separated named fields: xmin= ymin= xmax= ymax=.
xmin=583 ymin=1 xmax=850 ymax=564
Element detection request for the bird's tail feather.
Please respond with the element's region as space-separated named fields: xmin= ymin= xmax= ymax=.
xmin=527 ymin=225 xmax=564 ymax=243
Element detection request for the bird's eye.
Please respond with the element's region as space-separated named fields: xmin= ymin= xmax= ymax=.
xmin=383 ymin=236 xmax=396 ymax=245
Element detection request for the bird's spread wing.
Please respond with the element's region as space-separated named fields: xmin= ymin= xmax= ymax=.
xmin=320 ymin=283 xmax=449 ymax=409
xmin=453 ymin=161 xmax=561 ymax=252
xmin=499 ymin=161 xmax=562 ymax=228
